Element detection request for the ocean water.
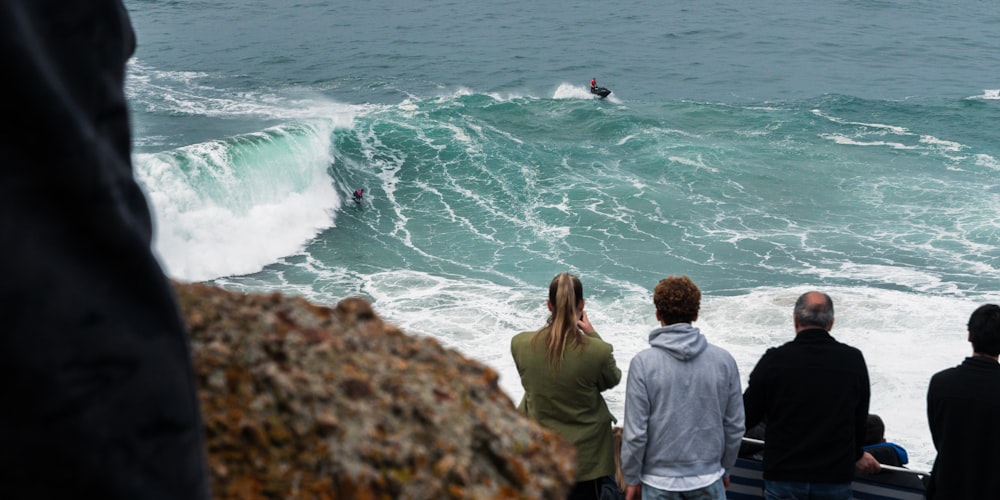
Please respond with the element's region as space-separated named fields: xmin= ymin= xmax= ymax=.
xmin=124 ymin=0 xmax=1000 ymax=472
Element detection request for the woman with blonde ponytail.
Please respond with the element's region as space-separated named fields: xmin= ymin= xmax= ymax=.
xmin=511 ymin=273 xmax=623 ymax=500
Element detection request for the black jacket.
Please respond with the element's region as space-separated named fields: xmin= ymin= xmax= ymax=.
xmin=926 ymin=356 xmax=1000 ymax=500
xmin=1 ymin=1 xmax=209 ymax=498
xmin=743 ymin=328 xmax=870 ymax=483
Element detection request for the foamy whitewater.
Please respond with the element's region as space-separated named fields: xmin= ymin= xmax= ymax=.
xmin=123 ymin=0 xmax=1000 ymax=472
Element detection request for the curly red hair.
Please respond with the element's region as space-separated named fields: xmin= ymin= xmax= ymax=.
xmin=653 ymin=276 xmax=701 ymax=324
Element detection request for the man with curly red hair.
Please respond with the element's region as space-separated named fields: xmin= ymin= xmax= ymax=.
xmin=620 ymin=276 xmax=745 ymax=500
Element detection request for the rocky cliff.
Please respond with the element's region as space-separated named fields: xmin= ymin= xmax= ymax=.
xmin=173 ymin=282 xmax=575 ymax=499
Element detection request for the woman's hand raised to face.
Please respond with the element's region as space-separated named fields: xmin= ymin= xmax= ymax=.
xmin=577 ymin=310 xmax=596 ymax=335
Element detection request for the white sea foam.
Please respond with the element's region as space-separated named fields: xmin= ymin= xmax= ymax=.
xmin=811 ymin=109 xmax=910 ymax=135
xmin=667 ymin=154 xmax=720 ymax=173
xmin=919 ymin=135 xmax=963 ymax=152
xmin=821 ymin=134 xmax=919 ymax=150
xmin=137 ymin=121 xmax=340 ymax=281
xmin=617 ymin=134 xmax=639 ymax=146
xmin=357 ymin=273 xmax=998 ymax=473
xmin=553 ymin=82 xmax=597 ymax=100
xmin=974 ymin=153 xmax=1000 ymax=170
xmin=552 ymin=82 xmax=622 ymax=103
xmin=970 ymin=89 xmax=1000 ymax=100
xmin=815 ymin=110 xmax=969 ymax=160
xmin=802 ymin=263 xmax=961 ymax=295
xmin=127 ymin=59 xmax=365 ymax=123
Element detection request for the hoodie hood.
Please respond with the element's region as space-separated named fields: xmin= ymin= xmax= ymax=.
xmin=648 ymin=323 xmax=708 ymax=360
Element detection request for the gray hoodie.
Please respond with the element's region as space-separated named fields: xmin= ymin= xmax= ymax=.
xmin=620 ymin=323 xmax=745 ymax=485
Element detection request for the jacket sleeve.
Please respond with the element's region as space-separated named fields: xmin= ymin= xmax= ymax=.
xmin=854 ymin=350 xmax=871 ymax=461
xmin=595 ymin=335 xmax=622 ymax=392
xmin=722 ymin=356 xmax=746 ymax=472
xmin=926 ymin=373 xmax=943 ymax=451
xmin=620 ymin=356 xmax=649 ymax=485
xmin=510 ymin=336 xmax=527 ymax=412
xmin=742 ymin=350 xmax=770 ymax=431
xmin=510 ymin=336 xmax=521 ymax=372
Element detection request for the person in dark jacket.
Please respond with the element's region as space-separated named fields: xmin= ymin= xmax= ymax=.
xmin=743 ymin=291 xmax=879 ymax=499
xmin=926 ymin=303 xmax=1000 ymax=499
xmin=1 ymin=1 xmax=210 ymax=498
xmin=863 ymin=414 xmax=909 ymax=467
xmin=857 ymin=414 xmax=927 ymax=492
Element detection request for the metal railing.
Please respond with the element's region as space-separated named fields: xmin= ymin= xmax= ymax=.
xmin=741 ymin=437 xmax=931 ymax=476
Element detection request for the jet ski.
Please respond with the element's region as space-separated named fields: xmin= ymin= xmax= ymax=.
xmin=590 ymin=86 xmax=611 ymax=98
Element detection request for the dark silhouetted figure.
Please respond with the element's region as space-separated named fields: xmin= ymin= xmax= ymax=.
xmin=926 ymin=304 xmax=1000 ymax=499
xmin=1 ymin=1 xmax=210 ymax=498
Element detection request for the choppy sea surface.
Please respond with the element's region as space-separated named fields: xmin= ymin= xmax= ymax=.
xmin=124 ymin=0 xmax=1000 ymax=472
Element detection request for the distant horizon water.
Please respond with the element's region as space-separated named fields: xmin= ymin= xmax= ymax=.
xmin=124 ymin=0 xmax=1000 ymax=472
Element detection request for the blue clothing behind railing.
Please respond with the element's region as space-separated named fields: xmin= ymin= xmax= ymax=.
xmin=864 ymin=442 xmax=909 ymax=467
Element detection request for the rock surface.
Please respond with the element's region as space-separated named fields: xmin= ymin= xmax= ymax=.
xmin=173 ymin=281 xmax=575 ymax=499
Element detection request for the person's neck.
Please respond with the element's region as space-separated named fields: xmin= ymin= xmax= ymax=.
xmin=795 ymin=326 xmax=827 ymax=334
xmin=972 ymin=352 xmax=999 ymax=362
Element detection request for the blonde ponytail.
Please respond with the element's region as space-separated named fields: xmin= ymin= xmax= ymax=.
xmin=533 ymin=272 xmax=587 ymax=370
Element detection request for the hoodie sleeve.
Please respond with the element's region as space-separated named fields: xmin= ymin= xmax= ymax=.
xmin=722 ymin=355 xmax=746 ymax=472
xmin=621 ymin=355 xmax=649 ymax=485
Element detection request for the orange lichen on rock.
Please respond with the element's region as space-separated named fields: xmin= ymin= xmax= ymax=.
xmin=173 ymin=281 xmax=575 ymax=499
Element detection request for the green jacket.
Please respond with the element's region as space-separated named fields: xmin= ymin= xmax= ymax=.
xmin=511 ymin=330 xmax=622 ymax=481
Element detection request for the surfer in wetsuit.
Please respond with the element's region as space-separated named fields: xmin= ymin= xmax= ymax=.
xmin=353 ymin=189 xmax=364 ymax=203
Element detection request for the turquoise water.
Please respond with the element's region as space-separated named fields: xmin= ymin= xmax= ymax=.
xmin=124 ymin=0 xmax=1000 ymax=471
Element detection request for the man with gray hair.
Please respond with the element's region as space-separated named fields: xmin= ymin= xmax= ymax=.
xmin=743 ymin=291 xmax=879 ymax=499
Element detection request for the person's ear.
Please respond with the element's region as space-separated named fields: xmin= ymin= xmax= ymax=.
xmin=547 ymin=300 xmax=553 ymax=312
